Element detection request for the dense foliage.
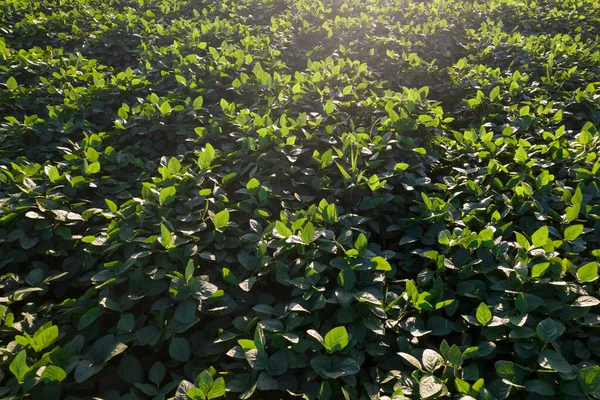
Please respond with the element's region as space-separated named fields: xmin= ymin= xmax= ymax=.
xmin=2 ymin=0 xmax=600 ymax=398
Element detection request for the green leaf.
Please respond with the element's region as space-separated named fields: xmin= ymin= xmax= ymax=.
xmin=169 ymin=337 xmax=190 ymax=362
xmin=419 ymin=375 xmax=445 ymax=399
xmin=160 ymin=100 xmax=172 ymax=115
xmin=246 ymin=178 xmax=260 ymax=191
xmin=495 ymin=360 xmax=517 ymax=382
xmin=33 ymin=324 xmax=59 ymax=351
xmin=515 ymin=232 xmax=530 ymax=249
xmin=398 ymin=352 xmax=422 ymax=370
xmin=214 ymin=210 xmax=230 ymax=230
xmin=524 ymin=379 xmax=555 ymax=396
xmin=475 ymin=303 xmax=492 ymax=326
xmin=118 ymin=354 xmax=143 ymax=383
xmin=422 ymin=349 xmax=444 ymax=372
xmin=490 ymin=86 xmax=500 ymax=101
xmin=324 ymin=99 xmax=334 ymax=114
xmin=538 ymin=350 xmax=571 ymax=373
xmin=196 ymin=370 xmax=213 ymax=396
xmin=168 ymin=157 xmax=182 ymax=175
xmin=354 ymin=233 xmax=368 ymax=251
xmin=565 ymin=204 xmax=580 ymax=223
xmin=40 ymin=365 xmax=67 ymax=382
xmin=370 ymin=256 xmax=391 ymax=271
xmin=531 ymin=225 xmax=549 ymax=247
xmin=46 ymin=166 xmax=60 ymax=182
xmin=454 ymin=378 xmax=470 ymax=394
xmin=105 ymin=198 xmax=118 ymax=212
xmin=275 ymin=221 xmax=292 ymax=237
xmin=579 ymin=366 xmax=600 ymax=393
xmin=577 ymin=262 xmax=598 ymax=283
xmin=160 ymin=224 xmax=173 ymax=248
xmin=6 ymin=76 xmax=18 ymax=91
xmin=447 ymin=345 xmax=463 ymax=367
xmin=267 ymin=350 xmax=289 ymax=376
xmin=78 ymin=307 xmax=101 ymax=330
xmin=187 ymin=388 xmax=207 ymax=400
xmin=536 ymin=318 xmax=565 ymax=343
xmin=118 ymin=313 xmax=135 ymax=333
xmin=208 ymin=377 xmax=226 ymax=399
xmin=514 ymin=147 xmax=527 ymax=164
xmin=193 ymin=96 xmax=204 ymax=110
xmin=323 ymin=326 xmax=349 ymax=353
xmin=174 ymin=301 xmax=196 ymax=323
xmin=564 ymin=224 xmax=584 ymax=240
xmin=337 ymin=266 xmax=355 ymax=291
xmin=149 ymin=361 xmax=166 ymax=386
xmin=84 ymin=161 xmax=101 ymax=174
xmin=301 ymin=221 xmax=316 ymax=244
xmin=9 ymin=350 xmax=29 ymax=383
xmin=160 ymin=186 xmax=176 ymax=205
xmin=394 ymin=162 xmax=409 ymax=172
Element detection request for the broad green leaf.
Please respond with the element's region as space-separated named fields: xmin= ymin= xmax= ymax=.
xmin=267 ymin=350 xmax=289 ymax=376
xmin=105 ymin=198 xmax=118 ymax=212
xmin=6 ymin=76 xmax=18 ymax=90
xmin=354 ymin=233 xmax=368 ymax=251
xmin=208 ymin=377 xmax=226 ymax=399
xmin=454 ymin=378 xmax=470 ymax=394
xmin=160 ymin=100 xmax=172 ymax=115
xmin=196 ymin=370 xmax=213 ymax=395
xmin=422 ymin=349 xmax=443 ymax=372
xmin=495 ymin=360 xmax=517 ymax=382
xmin=301 ymin=221 xmax=316 ymax=244
xmin=149 ymin=361 xmax=166 ymax=386
xmin=169 ymin=337 xmax=190 ymax=362
xmin=323 ymin=326 xmax=349 ymax=353
xmin=160 ymin=186 xmax=176 ymax=205
xmin=85 ymin=161 xmax=101 ymax=174
xmin=573 ymin=296 xmax=600 ymax=307
xmin=275 ymin=221 xmax=292 ymax=237
xmin=524 ymin=379 xmax=555 ymax=396
xmin=370 ymin=256 xmax=391 ymax=271
xmin=577 ymin=262 xmax=598 ymax=283
xmin=447 ymin=345 xmax=463 ymax=366
xmin=515 ymin=232 xmax=530 ymax=249
xmin=564 ymin=224 xmax=584 ymax=241
xmin=514 ymin=147 xmax=527 ymax=164
xmin=531 ymin=225 xmax=548 ymax=247
xmin=118 ymin=313 xmax=135 ymax=333
xmin=40 ymin=365 xmax=67 ymax=382
xmin=419 ymin=375 xmax=445 ymax=399
xmin=33 ymin=324 xmax=59 ymax=351
xmin=187 ymin=388 xmax=207 ymax=400
xmin=536 ymin=318 xmax=564 ymax=343
xmin=398 ymin=352 xmax=422 ymax=370
xmin=394 ymin=162 xmax=409 ymax=172
xmin=538 ymin=350 xmax=571 ymax=373
xmin=9 ymin=350 xmax=29 ymax=383
xmin=168 ymin=157 xmax=181 ymax=175
xmin=118 ymin=354 xmax=143 ymax=383
xmin=246 ymin=178 xmax=260 ymax=191
xmin=565 ymin=204 xmax=580 ymax=223
xmin=475 ymin=303 xmax=492 ymax=326
xmin=160 ymin=224 xmax=173 ymax=248
xmin=193 ymin=96 xmax=204 ymax=110
xmin=78 ymin=307 xmax=101 ymax=330
xmin=324 ymin=99 xmax=334 ymax=114
xmin=214 ymin=210 xmax=230 ymax=230
xmin=337 ymin=266 xmax=355 ymax=291
xmin=579 ymin=366 xmax=600 ymax=393
xmin=490 ymin=86 xmax=500 ymax=101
